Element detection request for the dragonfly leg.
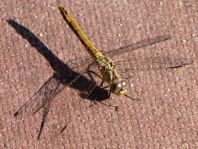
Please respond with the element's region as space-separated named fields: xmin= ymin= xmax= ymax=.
xmin=80 ymin=73 xmax=96 ymax=98
xmin=89 ymin=71 xmax=113 ymax=100
xmin=81 ymin=80 xmax=117 ymax=110
xmin=81 ymin=69 xmax=103 ymax=97
xmin=83 ymin=64 xmax=118 ymax=110
xmin=124 ymin=94 xmax=141 ymax=100
xmin=86 ymin=61 xmax=99 ymax=78
xmin=88 ymin=83 xmax=118 ymax=110
xmin=87 ymin=70 xmax=102 ymax=80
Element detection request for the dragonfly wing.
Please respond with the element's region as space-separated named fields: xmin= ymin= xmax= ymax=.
xmin=66 ymin=35 xmax=171 ymax=72
xmin=115 ymin=56 xmax=193 ymax=79
xmin=64 ymin=35 xmax=172 ymax=79
xmin=103 ymin=35 xmax=171 ymax=58
xmin=14 ymin=56 xmax=99 ymax=119
xmin=66 ymin=56 xmax=101 ymax=78
xmin=66 ymin=56 xmax=93 ymax=71
xmin=14 ymin=74 xmax=65 ymax=118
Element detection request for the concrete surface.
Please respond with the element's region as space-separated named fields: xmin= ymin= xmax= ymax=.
xmin=1 ymin=0 xmax=198 ymax=148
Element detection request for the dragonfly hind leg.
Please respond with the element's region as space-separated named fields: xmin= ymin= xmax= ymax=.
xmin=84 ymin=70 xmax=118 ymax=110
xmin=80 ymin=61 xmax=103 ymax=98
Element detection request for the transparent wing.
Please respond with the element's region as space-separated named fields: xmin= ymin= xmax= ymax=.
xmin=114 ymin=56 xmax=193 ymax=78
xmin=68 ymin=55 xmax=193 ymax=80
xmin=66 ymin=35 xmax=171 ymax=71
xmin=104 ymin=35 xmax=171 ymax=58
xmin=66 ymin=56 xmax=94 ymax=72
xmin=13 ymin=34 xmax=193 ymax=139
xmin=14 ymin=57 xmax=97 ymax=119
xmin=66 ymin=35 xmax=192 ymax=79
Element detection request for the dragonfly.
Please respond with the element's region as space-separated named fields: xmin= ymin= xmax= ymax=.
xmin=13 ymin=6 xmax=192 ymax=140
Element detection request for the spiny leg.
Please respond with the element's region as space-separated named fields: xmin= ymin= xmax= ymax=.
xmin=83 ymin=70 xmax=102 ymax=106
xmin=124 ymin=93 xmax=141 ymax=101
xmin=86 ymin=70 xmax=118 ymax=110
xmin=81 ymin=61 xmax=102 ymax=99
xmin=81 ymin=71 xmax=98 ymax=98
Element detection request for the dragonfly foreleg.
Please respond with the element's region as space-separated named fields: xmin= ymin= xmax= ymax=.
xmin=124 ymin=94 xmax=141 ymax=101
xmin=87 ymin=70 xmax=102 ymax=81
xmin=86 ymin=61 xmax=102 ymax=81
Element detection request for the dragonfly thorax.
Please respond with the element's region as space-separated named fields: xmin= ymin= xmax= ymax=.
xmin=96 ymin=56 xmax=127 ymax=95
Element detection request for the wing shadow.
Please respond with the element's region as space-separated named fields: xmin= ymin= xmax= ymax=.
xmin=7 ymin=19 xmax=109 ymax=100
xmin=7 ymin=19 xmax=109 ymax=140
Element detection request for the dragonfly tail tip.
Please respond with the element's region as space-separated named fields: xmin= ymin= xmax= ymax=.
xmin=58 ymin=5 xmax=68 ymax=15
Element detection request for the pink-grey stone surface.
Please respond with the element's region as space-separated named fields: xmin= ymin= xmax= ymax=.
xmin=1 ymin=0 xmax=198 ymax=148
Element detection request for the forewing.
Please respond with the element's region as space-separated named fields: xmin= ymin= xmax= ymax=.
xmin=66 ymin=55 xmax=101 ymax=77
xmin=103 ymin=35 xmax=171 ymax=58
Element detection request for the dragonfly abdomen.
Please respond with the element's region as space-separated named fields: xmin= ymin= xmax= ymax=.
xmin=58 ymin=6 xmax=103 ymax=59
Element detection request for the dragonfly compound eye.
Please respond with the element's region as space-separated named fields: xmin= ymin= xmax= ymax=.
xmin=110 ymin=81 xmax=127 ymax=95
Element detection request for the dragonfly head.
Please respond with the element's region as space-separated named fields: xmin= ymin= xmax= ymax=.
xmin=110 ymin=80 xmax=127 ymax=95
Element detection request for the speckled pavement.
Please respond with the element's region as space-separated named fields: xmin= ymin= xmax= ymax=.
xmin=1 ymin=0 xmax=198 ymax=148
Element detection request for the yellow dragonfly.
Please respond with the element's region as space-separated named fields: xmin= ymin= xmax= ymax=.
xmin=13 ymin=6 xmax=192 ymax=140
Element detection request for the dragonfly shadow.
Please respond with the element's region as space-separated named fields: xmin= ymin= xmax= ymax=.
xmin=8 ymin=19 xmax=111 ymax=140
xmin=7 ymin=19 xmax=109 ymax=101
